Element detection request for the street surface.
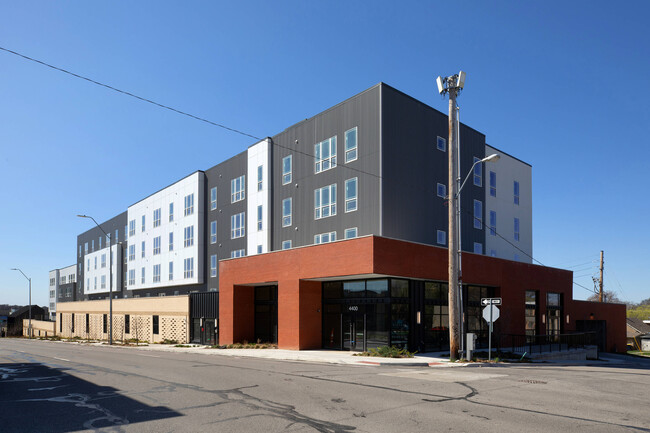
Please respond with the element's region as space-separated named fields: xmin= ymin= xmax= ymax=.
xmin=1 ymin=339 xmax=649 ymax=432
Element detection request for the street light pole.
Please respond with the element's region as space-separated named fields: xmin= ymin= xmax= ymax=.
xmin=11 ymin=268 xmax=32 ymax=338
xmin=77 ymin=214 xmax=113 ymax=345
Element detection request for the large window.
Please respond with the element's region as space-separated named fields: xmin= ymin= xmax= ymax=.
xmin=436 ymin=136 xmax=446 ymax=152
xmin=315 ymin=136 xmax=337 ymax=173
xmin=101 ymin=254 xmax=106 ymax=268
xmin=231 ymin=212 xmax=245 ymax=239
xmin=345 ymin=227 xmax=358 ymax=239
xmin=231 ymin=175 xmax=245 ymax=203
xmin=184 ymin=193 xmax=194 ymax=216
xmin=153 ymin=264 xmax=161 ymax=283
xmin=231 ymin=249 xmax=245 ymax=258
xmin=282 ymin=198 xmax=292 ymax=227
xmin=184 ymin=257 xmax=194 ymax=279
xmin=525 ymin=290 xmax=537 ymax=338
xmin=345 ymin=127 xmax=357 ymax=163
xmin=315 ymin=231 xmax=336 ymax=244
xmin=514 ymin=218 xmax=520 ymax=241
xmin=129 ymin=245 xmax=135 ymax=261
xmin=210 ymin=187 xmax=217 ymax=210
xmin=101 ymin=275 xmax=106 ymax=289
xmin=315 ymin=184 xmax=337 ymax=219
xmin=257 ymin=165 xmax=263 ymax=191
xmin=129 ymin=220 xmax=135 ymax=237
xmin=514 ymin=181 xmax=520 ymax=205
xmin=153 ymin=208 xmax=161 ymax=227
xmin=489 ymin=211 xmax=496 ymax=236
xmin=282 ymin=155 xmax=292 ymax=185
xmin=128 ymin=269 xmax=135 ymax=286
xmin=345 ymin=178 xmax=357 ymax=212
xmin=211 ymin=255 xmax=217 ymax=277
xmin=486 ymin=173 xmax=495 ymax=199
xmin=473 ymin=199 xmax=483 ymax=229
xmin=184 ymin=225 xmax=194 ymax=247
xmin=473 ymin=157 xmax=482 ymax=186
xmin=210 ymin=221 xmax=217 ymax=243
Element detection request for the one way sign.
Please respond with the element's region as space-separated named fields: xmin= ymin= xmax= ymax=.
xmin=481 ymin=297 xmax=502 ymax=306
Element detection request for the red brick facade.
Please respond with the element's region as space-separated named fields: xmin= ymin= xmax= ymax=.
xmin=219 ymin=236 xmax=626 ymax=352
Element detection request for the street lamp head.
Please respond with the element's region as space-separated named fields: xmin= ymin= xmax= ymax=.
xmin=482 ymin=153 xmax=500 ymax=163
xmin=77 ymin=214 xmax=89 ymax=218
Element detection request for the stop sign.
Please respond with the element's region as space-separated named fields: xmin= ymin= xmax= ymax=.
xmin=482 ymin=305 xmax=500 ymax=323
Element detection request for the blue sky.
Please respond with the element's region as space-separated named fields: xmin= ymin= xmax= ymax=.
xmin=1 ymin=1 xmax=648 ymax=306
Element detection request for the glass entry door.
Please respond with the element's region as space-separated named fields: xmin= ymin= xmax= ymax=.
xmin=343 ymin=312 xmax=366 ymax=352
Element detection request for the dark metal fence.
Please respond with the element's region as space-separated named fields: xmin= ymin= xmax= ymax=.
xmin=494 ymin=332 xmax=598 ymax=355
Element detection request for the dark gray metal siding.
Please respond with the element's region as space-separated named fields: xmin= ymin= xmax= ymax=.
xmin=270 ymin=85 xmax=382 ymax=249
xmin=380 ymin=84 xmax=486 ymax=251
xmin=190 ymin=292 xmax=219 ymax=318
xmin=205 ymin=152 xmax=248 ymax=290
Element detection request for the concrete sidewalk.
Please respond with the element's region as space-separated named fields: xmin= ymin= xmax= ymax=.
xmin=94 ymin=341 xmax=460 ymax=367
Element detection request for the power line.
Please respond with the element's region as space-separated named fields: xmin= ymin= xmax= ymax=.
xmin=573 ymin=281 xmax=596 ymax=294
xmin=0 ymin=46 xmax=262 ymax=141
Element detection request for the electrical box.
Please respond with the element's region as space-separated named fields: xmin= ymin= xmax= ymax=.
xmin=466 ymin=332 xmax=477 ymax=359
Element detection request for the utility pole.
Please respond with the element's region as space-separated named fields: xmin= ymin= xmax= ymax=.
xmin=436 ymin=72 xmax=466 ymax=360
xmin=599 ymin=250 xmax=604 ymax=302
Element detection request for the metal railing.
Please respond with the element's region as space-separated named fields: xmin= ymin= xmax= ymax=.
xmin=494 ymin=332 xmax=598 ymax=355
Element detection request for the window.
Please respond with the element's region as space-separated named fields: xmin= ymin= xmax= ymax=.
xmin=169 ymin=232 xmax=174 ymax=251
xmin=473 ymin=242 xmax=483 ymax=254
xmin=141 ymin=215 xmax=146 ymax=232
xmin=210 ymin=221 xmax=217 ymax=243
xmin=184 ymin=226 xmax=194 ymax=247
xmin=315 ymin=231 xmax=336 ymax=244
xmin=141 ymin=240 xmax=146 ymax=258
xmin=169 ymin=202 xmax=174 ymax=222
xmin=154 ymin=208 xmax=161 ymax=227
xmin=168 ymin=261 xmax=173 ymax=280
xmin=79 ymin=245 xmax=81 ymax=257
xmin=436 ymin=136 xmax=446 ymax=152
xmin=153 ymin=264 xmax=161 ymax=283
xmin=231 ymin=249 xmax=245 ymax=258
xmin=153 ymin=236 xmax=161 ymax=255
xmin=473 ymin=157 xmax=482 ymax=186
xmin=282 ymin=240 xmax=292 ymax=250
xmin=101 ymin=275 xmax=106 ymax=289
xmin=437 ymin=183 xmax=446 ymax=198
xmin=101 ymin=254 xmax=106 ymax=268
xmin=125 ymin=315 xmax=130 ymax=334
xmin=514 ymin=181 xmax=520 ymax=205
xmin=103 ymin=314 xmax=107 ymax=334
xmin=345 ymin=178 xmax=358 ymax=212
xmin=91 ymin=239 xmax=95 ymax=251
xmin=94 ymin=276 xmax=97 ymax=290
xmin=514 ymin=218 xmax=520 ymax=241
xmin=490 ymin=249 xmax=497 ymax=257
xmin=315 ymin=136 xmax=337 ymax=173
xmin=257 ymin=165 xmax=263 ymax=191
xmin=129 ymin=220 xmax=135 ymax=237
xmin=437 ymin=230 xmax=446 ymax=245
xmin=153 ymin=315 xmax=159 ymax=335
xmin=345 ymin=227 xmax=358 ymax=239
xmin=99 ymin=236 xmax=102 ymax=249
xmin=71 ymin=313 xmax=74 ymax=333
xmin=315 ymin=184 xmax=337 ymax=219
xmin=184 ymin=258 xmax=194 ymax=278
xmin=282 ymin=198 xmax=292 ymax=227
xmin=94 ymin=257 xmax=97 ymax=270
xmin=257 ymin=245 xmax=262 ymax=254
xmin=489 ymin=171 xmax=496 ymax=197
xmin=141 ymin=267 xmax=145 ymax=284
xmin=115 ymin=229 xmax=118 ymax=243
xmin=282 ymin=155 xmax=292 ymax=185
xmin=85 ymin=242 xmax=89 ymax=254
xmin=257 ymin=205 xmax=263 ymax=231
xmin=489 ymin=211 xmax=497 ymax=236
xmin=128 ymin=269 xmax=135 ymax=286
xmin=124 ymin=225 xmax=128 ymax=240
xmin=184 ymin=193 xmax=194 ymax=216
xmin=231 ymin=212 xmax=245 ymax=239
xmin=231 ymin=175 xmax=245 ymax=203
xmin=211 ymin=255 xmax=217 ymax=277
xmin=129 ymin=245 xmax=135 ymax=261
xmin=210 ymin=187 xmax=217 ymax=210
xmin=345 ymin=127 xmax=358 ymax=163
xmin=473 ymin=199 xmax=483 ymax=229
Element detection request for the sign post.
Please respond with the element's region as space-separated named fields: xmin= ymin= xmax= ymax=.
xmin=481 ymin=298 xmax=502 ymax=361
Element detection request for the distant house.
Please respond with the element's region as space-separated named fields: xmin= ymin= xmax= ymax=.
xmin=7 ymin=305 xmax=46 ymax=336
xmin=626 ymin=318 xmax=650 ymax=350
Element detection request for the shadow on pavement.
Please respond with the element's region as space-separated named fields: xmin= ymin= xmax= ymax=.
xmin=0 ymin=362 xmax=182 ymax=433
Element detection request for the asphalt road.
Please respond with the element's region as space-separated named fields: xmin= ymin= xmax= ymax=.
xmin=1 ymin=339 xmax=649 ymax=433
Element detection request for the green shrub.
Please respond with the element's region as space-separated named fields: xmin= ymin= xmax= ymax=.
xmin=353 ymin=346 xmax=415 ymax=358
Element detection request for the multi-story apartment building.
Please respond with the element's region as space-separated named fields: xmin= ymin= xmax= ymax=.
xmin=54 ymin=83 xmax=624 ymax=352
xmin=48 ymin=264 xmax=77 ymax=320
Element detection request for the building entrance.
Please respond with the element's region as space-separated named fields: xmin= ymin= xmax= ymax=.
xmin=342 ymin=311 xmax=366 ymax=352
xmin=254 ymin=285 xmax=278 ymax=344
